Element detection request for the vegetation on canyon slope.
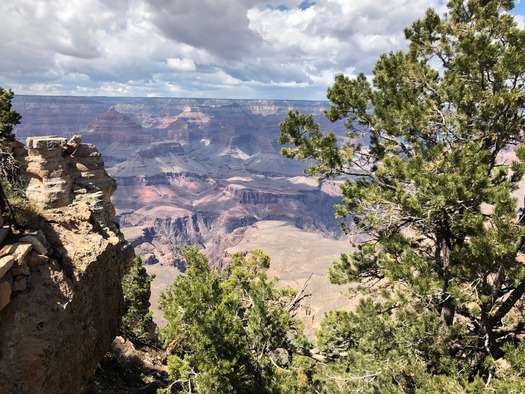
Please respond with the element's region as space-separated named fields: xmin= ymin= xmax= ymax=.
xmin=279 ymin=0 xmax=525 ymax=391
xmin=148 ymin=0 xmax=525 ymax=392
xmin=121 ymin=256 xmax=156 ymax=345
xmin=0 ymin=87 xmax=20 ymax=143
xmin=0 ymin=87 xmax=23 ymax=226
xmin=5 ymin=0 xmax=525 ymax=392
xmin=157 ymin=248 xmax=312 ymax=393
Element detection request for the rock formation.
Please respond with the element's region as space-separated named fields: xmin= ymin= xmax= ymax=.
xmin=12 ymin=96 xmax=348 ymax=266
xmin=0 ymin=136 xmax=133 ymax=393
xmin=25 ymin=135 xmax=117 ymax=221
xmin=10 ymin=96 xmax=356 ymax=339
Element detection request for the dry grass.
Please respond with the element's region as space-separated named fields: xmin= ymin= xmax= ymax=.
xmin=12 ymin=198 xmax=43 ymax=228
xmin=1 ymin=179 xmax=43 ymax=228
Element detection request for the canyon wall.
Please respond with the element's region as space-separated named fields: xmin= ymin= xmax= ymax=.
xmin=0 ymin=137 xmax=133 ymax=393
xmin=10 ymin=95 xmax=354 ymax=337
xmin=13 ymin=96 xmax=348 ymax=267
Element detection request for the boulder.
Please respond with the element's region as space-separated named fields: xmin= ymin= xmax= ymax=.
xmin=10 ymin=261 xmax=30 ymax=277
xmin=26 ymin=251 xmax=49 ymax=268
xmin=0 ymin=255 xmax=15 ymax=279
xmin=19 ymin=235 xmax=48 ymax=255
xmin=12 ymin=277 xmax=27 ymax=292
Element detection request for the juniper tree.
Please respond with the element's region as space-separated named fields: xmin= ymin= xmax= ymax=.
xmin=0 ymin=87 xmax=22 ymax=226
xmin=280 ymin=0 xmax=525 ymax=389
xmin=157 ymin=247 xmax=312 ymax=393
xmin=121 ymin=256 xmax=155 ymax=345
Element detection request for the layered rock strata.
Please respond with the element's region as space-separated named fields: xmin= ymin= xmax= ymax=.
xmin=12 ymin=97 xmax=347 ymax=267
xmin=0 ymin=137 xmax=133 ymax=393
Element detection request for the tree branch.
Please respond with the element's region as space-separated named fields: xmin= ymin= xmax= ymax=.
xmin=489 ymin=279 xmax=525 ymax=329
xmin=287 ymin=273 xmax=313 ymax=313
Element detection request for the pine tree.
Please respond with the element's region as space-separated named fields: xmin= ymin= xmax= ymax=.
xmin=157 ymin=247 xmax=312 ymax=393
xmin=280 ymin=0 xmax=525 ymax=389
xmin=121 ymin=256 xmax=155 ymax=345
xmin=0 ymin=88 xmax=21 ymax=143
xmin=0 ymin=87 xmax=22 ymax=227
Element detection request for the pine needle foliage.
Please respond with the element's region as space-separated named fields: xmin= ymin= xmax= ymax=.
xmin=157 ymin=247 xmax=312 ymax=393
xmin=121 ymin=256 xmax=155 ymax=345
xmin=280 ymin=0 xmax=525 ymax=390
xmin=0 ymin=87 xmax=22 ymax=226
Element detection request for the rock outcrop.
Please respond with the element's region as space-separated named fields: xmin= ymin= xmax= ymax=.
xmin=0 ymin=136 xmax=133 ymax=393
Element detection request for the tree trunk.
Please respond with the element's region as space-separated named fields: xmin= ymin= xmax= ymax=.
xmin=438 ymin=235 xmax=455 ymax=326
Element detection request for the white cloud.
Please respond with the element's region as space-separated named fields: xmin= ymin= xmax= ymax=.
xmin=143 ymin=0 xmax=270 ymax=61
xmin=0 ymin=0 xmax=498 ymax=100
xmin=166 ymin=58 xmax=196 ymax=72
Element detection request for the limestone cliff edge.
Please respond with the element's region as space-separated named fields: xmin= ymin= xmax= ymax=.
xmin=0 ymin=136 xmax=133 ymax=393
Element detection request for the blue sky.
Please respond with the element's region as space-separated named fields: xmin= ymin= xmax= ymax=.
xmin=512 ymin=0 xmax=525 ymax=15
xmin=0 ymin=0 xmax=523 ymax=100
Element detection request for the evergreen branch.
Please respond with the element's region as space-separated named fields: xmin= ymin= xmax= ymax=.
xmin=286 ymin=273 xmax=313 ymax=313
xmin=488 ymin=279 xmax=525 ymax=329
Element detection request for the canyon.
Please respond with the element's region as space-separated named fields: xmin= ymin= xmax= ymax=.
xmin=12 ymin=95 xmax=353 ymax=330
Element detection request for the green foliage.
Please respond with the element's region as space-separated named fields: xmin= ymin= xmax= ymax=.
xmin=280 ymin=0 xmax=525 ymax=390
xmin=0 ymin=87 xmax=23 ymax=226
xmin=313 ymin=299 xmax=467 ymax=393
xmin=0 ymin=87 xmax=22 ymax=183
xmin=121 ymin=256 xmax=155 ymax=345
xmin=158 ymin=247 xmax=311 ymax=393
xmin=0 ymin=87 xmax=21 ymax=143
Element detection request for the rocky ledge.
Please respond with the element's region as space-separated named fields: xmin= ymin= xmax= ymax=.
xmin=0 ymin=136 xmax=133 ymax=393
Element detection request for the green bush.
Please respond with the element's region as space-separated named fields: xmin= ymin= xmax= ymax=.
xmin=121 ymin=256 xmax=155 ymax=345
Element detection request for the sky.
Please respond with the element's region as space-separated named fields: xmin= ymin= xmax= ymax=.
xmin=0 ymin=0 xmax=523 ymax=100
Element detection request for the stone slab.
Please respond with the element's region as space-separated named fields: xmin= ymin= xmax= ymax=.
xmin=0 ymin=244 xmax=10 ymax=256
xmin=30 ymin=137 xmax=67 ymax=150
xmin=7 ymin=243 xmax=33 ymax=262
xmin=19 ymin=236 xmax=48 ymax=255
xmin=0 ymin=255 xmax=15 ymax=278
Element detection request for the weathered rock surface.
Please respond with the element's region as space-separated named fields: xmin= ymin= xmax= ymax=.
xmin=0 ymin=137 xmax=133 ymax=394
xmin=25 ymin=135 xmax=117 ymax=215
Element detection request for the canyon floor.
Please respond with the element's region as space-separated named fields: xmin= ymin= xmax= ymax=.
xmin=226 ymin=220 xmax=357 ymax=336
xmin=146 ymin=220 xmax=356 ymax=336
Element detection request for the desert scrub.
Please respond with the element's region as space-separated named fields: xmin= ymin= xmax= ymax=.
xmin=0 ymin=176 xmax=41 ymax=228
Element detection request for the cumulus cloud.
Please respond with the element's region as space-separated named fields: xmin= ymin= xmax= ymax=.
xmin=143 ymin=0 xmax=264 ymax=61
xmin=0 ymin=0 xmax=520 ymax=99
